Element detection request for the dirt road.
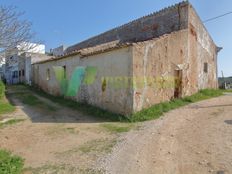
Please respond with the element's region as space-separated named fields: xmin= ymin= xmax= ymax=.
xmin=0 ymin=86 xmax=136 ymax=174
xmin=1 ymin=86 xmax=232 ymax=174
xmin=101 ymin=93 xmax=232 ymax=174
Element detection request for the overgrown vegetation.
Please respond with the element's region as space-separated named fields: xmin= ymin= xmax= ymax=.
xmin=24 ymin=165 xmax=104 ymax=174
xmin=101 ymin=123 xmax=135 ymax=133
xmin=55 ymin=138 xmax=117 ymax=157
xmin=19 ymin=85 xmax=227 ymax=122
xmin=15 ymin=93 xmax=56 ymax=111
xmin=7 ymin=86 xmax=57 ymax=111
xmin=0 ymin=81 xmax=15 ymax=115
xmin=129 ymin=89 xmax=224 ymax=122
xmin=0 ymin=149 xmax=24 ymax=174
xmin=78 ymin=138 xmax=117 ymax=154
xmin=28 ymin=85 xmax=125 ymax=122
xmin=0 ymin=119 xmax=25 ymax=129
xmin=24 ymin=164 xmax=78 ymax=174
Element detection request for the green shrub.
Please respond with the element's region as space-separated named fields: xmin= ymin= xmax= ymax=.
xmin=0 ymin=150 xmax=24 ymax=174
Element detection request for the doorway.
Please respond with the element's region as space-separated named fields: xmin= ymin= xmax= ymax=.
xmin=174 ymin=70 xmax=182 ymax=98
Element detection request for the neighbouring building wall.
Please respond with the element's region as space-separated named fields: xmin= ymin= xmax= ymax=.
xmin=18 ymin=56 xmax=31 ymax=85
xmin=32 ymin=47 xmax=134 ymax=114
xmin=132 ymin=29 xmax=189 ymax=112
xmin=66 ymin=1 xmax=189 ymax=53
xmin=5 ymin=55 xmax=19 ymax=84
xmin=50 ymin=45 xmax=66 ymax=57
xmin=188 ymin=5 xmax=218 ymax=91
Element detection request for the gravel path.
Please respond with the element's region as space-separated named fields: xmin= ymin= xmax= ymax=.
xmin=101 ymin=94 xmax=232 ymax=174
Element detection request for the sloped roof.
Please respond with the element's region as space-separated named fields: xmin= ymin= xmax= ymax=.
xmin=65 ymin=1 xmax=189 ymax=54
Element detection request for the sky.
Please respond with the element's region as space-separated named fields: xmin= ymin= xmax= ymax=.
xmin=0 ymin=0 xmax=231 ymax=77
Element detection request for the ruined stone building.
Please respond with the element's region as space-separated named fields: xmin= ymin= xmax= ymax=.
xmin=32 ymin=1 xmax=220 ymax=115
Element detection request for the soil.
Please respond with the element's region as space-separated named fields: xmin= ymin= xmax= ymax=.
xmin=101 ymin=93 xmax=232 ymax=174
xmin=1 ymin=86 xmax=232 ymax=174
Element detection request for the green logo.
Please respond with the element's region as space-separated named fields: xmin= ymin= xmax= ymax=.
xmin=53 ymin=66 xmax=97 ymax=97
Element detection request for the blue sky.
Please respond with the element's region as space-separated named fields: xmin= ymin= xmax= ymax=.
xmin=0 ymin=0 xmax=231 ymax=77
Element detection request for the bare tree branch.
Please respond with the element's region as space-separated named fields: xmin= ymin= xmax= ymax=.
xmin=0 ymin=6 xmax=37 ymax=55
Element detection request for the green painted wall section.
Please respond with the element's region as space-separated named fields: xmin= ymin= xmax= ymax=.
xmin=53 ymin=66 xmax=97 ymax=97
xmin=53 ymin=66 xmax=68 ymax=95
xmin=66 ymin=66 xmax=86 ymax=97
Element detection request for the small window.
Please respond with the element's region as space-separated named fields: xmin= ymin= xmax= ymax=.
xmin=63 ymin=66 xmax=66 ymax=79
xmin=46 ymin=69 xmax=50 ymax=81
xmin=204 ymin=63 xmax=208 ymax=73
xmin=19 ymin=71 xmax=21 ymax=77
xmin=13 ymin=71 xmax=18 ymax=78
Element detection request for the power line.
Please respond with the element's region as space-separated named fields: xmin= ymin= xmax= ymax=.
xmin=203 ymin=11 xmax=232 ymax=23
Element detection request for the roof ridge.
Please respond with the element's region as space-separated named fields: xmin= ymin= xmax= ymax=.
xmin=67 ymin=1 xmax=189 ymax=52
xmin=113 ymin=1 xmax=189 ymax=30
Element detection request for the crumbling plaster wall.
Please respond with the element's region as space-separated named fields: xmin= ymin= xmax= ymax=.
xmin=32 ymin=47 xmax=133 ymax=115
xmin=188 ymin=5 xmax=218 ymax=91
xmin=131 ymin=5 xmax=218 ymax=113
xmin=132 ymin=29 xmax=189 ymax=112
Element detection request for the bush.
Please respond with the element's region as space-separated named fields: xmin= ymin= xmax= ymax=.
xmin=0 ymin=150 xmax=24 ymax=174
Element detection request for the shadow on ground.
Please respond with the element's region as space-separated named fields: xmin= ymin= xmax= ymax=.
xmin=224 ymin=120 xmax=232 ymax=125
xmin=5 ymin=85 xmax=116 ymax=124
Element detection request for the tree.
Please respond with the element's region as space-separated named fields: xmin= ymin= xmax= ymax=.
xmin=0 ymin=6 xmax=35 ymax=60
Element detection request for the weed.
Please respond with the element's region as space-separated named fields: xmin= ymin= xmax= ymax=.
xmin=0 ymin=81 xmax=15 ymax=115
xmin=24 ymin=164 xmax=78 ymax=174
xmin=129 ymin=89 xmax=224 ymax=122
xmin=100 ymin=123 xmax=135 ymax=133
xmin=27 ymin=85 xmax=126 ymax=121
xmin=0 ymin=149 xmax=24 ymax=174
xmin=0 ymin=119 xmax=25 ymax=129
xmin=14 ymin=92 xmax=57 ymax=111
xmin=79 ymin=138 xmax=117 ymax=154
xmin=15 ymin=85 xmax=225 ymax=122
xmin=46 ymin=125 xmax=79 ymax=136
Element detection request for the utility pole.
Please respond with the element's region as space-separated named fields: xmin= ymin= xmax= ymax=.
xmin=221 ymin=71 xmax=227 ymax=89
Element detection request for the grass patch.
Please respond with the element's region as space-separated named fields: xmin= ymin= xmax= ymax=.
xmin=129 ymin=89 xmax=224 ymax=122
xmin=57 ymin=138 xmax=117 ymax=156
xmin=220 ymin=89 xmax=232 ymax=93
xmin=79 ymin=138 xmax=117 ymax=154
xmin=24 ymin=164 xmax=78 ymax=174
xmin=18 ymin=85 xmax=225 ymax=122
xmin=0 ymin=149 xmax=24 ymax=174
xmin=100 ymin=123 xmax=135 ymax=134
xmin=46 ymin=125 xmax=79 ymax=136
xmin=26 ymin=85 xmax=126 ymax=122
xmin=25 ymin=165 xmax=103 ymax=174
xmin=0 ymin=119 xmax=25 ymax=129
xmin=13 ymin=92 xmax=57 ymax=111
xmin=0 ymin=101 xmax=15 ymax=115
xmin=0 ymin=81 xmax=15 ymax=115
